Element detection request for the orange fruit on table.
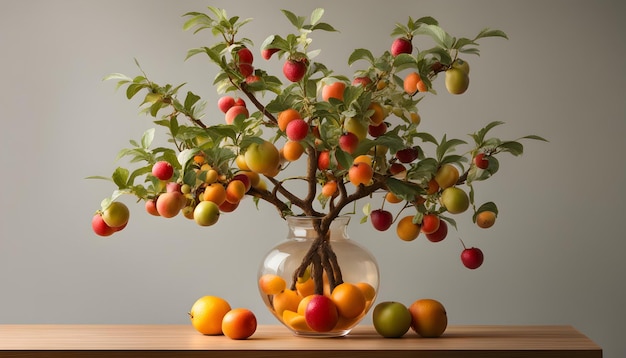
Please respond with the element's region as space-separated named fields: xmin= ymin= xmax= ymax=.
xmin=396 ymin=215 xmax=420 ymax=241
xmin=408 ymin=298 xmax=448 ymax=338
xmin=221 ymin=308 xmax=257 ymax=340
xmin=188 ymin=295 xmax=232 ymax=335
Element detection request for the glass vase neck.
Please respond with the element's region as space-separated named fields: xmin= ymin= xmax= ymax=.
xmin=285 ymin=216 xmax=350 ymax=242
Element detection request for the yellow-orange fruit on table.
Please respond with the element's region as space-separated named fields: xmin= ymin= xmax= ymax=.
xmin=188 ymin=296 xmax=231 ymax=335
xmin=408 ymin=298 xmax=448 ymax=338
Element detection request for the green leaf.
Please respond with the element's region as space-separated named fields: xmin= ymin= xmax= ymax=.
xmin=498 ymin=141 xmax=524 ymax=156
xmin=440 ymin=154 xmax=467 ymax=166
xmin=370 ymin=134 xmax=406 ymax=154
xmin=85 ymin=175 xmax=112 ymax=181
xmin=103 ymin=73 xmax=132 ymax=82
xmin=126 ymin=83 xmax=145 ymax=100
xmin=362 ymin=202 xmax=371 ymax=216
xmin=521 ymin=134 xmax=548 ymax=142
xmin=459 ymin=47 xmax=480 ymax=56
xmin=415 ymin=132 xmax=438 ymax=145
xmin=310 ymin=22 xmax=338 ymax=32
xmin=177 ymin=148 xmax=200 ymax=168
xmin=440 ymin=216 xmax=457 ymax=231
xmin=453 ymin=37 xmax=478 ymax=50
xmin=468 ymin=156 xmax=500 ymax=183
xmin=414 ymin=24 xmax=454 ymax=48
xmin=141 ymin=128 xmax=155 ymax=149
xmin=348 ymin=48 xmax=375 ymax=66
xmin=413 ymin=16 xmax=439 ymax=27
xmin=281 ymin=9 xmax=303 ymax=29
xmin=112 ymin=167 xmax=129 ymax=189
xmin=310 ymin=8 xmax=324 ymax=25
xmin=335 ymin=149 xmax=353 ymax=172
xmin=127 ymin=166 xmax=152 ymax=187
xmin=385 ymin=178 xmax=422 ymax=200
xmin=183 ymin=169 xmax=198 ymax=187
xmin=183 ymin=91 xmax=201 ymax=111
xmin=474 ymin=28 xmax=509 ymax=41
xmin=407 ymin=157 xmax=438 ymax=180
xmin=472 ymin=121 xmax=504 ymax=145
xmin=169 ymin=116 xmax=180 ymax=137
xmin=436 ymin=136 xmax=467 ymax=162
xmin=477 ymin=201 xmax=498 ymax=215
xmin=183 ymin=12 xmax=214 ymax=32
xmin=392 ymin=53 xmax=418 ymax=70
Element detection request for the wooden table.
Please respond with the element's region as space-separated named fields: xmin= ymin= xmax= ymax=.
xmin=0 ymin=324 xmax=601 ymax=357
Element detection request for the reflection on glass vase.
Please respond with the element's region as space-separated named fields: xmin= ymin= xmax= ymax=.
xmin=258 ymin=215 xmax=379 ymax=337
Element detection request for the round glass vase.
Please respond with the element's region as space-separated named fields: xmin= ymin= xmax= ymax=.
xmin=257 ymin=215 xmax=379 ymax=337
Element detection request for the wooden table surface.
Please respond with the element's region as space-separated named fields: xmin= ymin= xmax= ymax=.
xmin=0 ymin=324 xmax=601 ymax=358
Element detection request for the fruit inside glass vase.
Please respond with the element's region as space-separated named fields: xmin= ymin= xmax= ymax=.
xmin=258 ymin=216 xmax=379 ymax=337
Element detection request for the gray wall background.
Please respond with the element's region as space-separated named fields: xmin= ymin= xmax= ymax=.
xmin=1 ymin=0 xmax=624 ymax=356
